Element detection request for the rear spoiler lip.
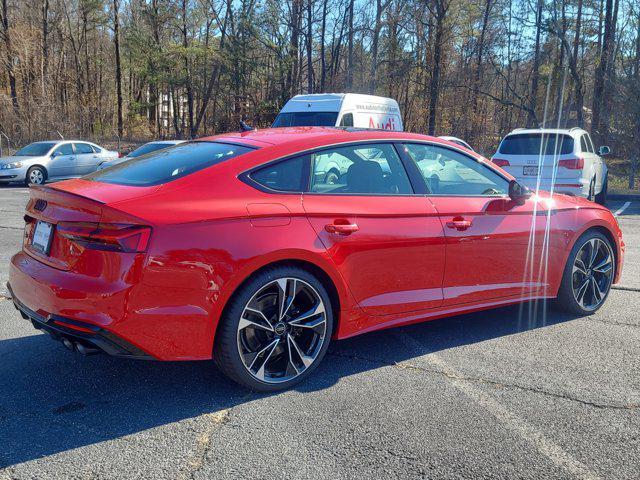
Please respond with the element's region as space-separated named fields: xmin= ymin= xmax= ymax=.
xmin=27 ymin=184 xmax=154 ymax=227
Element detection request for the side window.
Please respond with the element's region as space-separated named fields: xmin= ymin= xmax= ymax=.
xmin=250 ymin=156 xmax=306 ymax=192
xmin=309 ymin=143 xmax=412 ymax=195
xmin=54 ymin=144 xmax=74 ymax=156
xmin=586 ymin=134 xmax=595 ymax=153
xmin=404 ymin=143 xmax=509 ymax=196
xmin=339 ymin=113 xmax=354 ymax=127
xmin=74 ymin=143 xmax=94 ymax=154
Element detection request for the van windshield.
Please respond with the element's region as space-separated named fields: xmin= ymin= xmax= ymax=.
xmin=499 ymin=134 xmax=574 ymax=155
xmin=272 ymin=112 xmax=338 ymax=127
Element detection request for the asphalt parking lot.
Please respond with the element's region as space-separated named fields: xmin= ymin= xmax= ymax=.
xmin=0 ymin=185 xmax=638 ymax=479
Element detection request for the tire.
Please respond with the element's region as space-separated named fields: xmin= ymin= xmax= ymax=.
xmin=595 ymin=176 xmax=608 ymax=205
xmin=214 ymin=265 xmax=334 ymax=392
xmin=25 ymin=166 xmax=46 ymax=186
xmin=554 ymin=230 xmax=615 ymax=315
xmin=587 ymin=178 xmax=595 ymax=202
xmin=324 ymin=169 xmax=341 ymax=185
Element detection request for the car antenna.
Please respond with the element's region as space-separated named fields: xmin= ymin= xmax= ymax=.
xmin=56 ymin=131 xmax=64 ymax=139
xmin=240 ymin=119 xmax=254 ymax=132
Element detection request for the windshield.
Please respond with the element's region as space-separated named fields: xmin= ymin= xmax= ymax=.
xmin=499 ymin=134 xmax=574 ymax=155
xmin=128 ymin=142 xmax=176 ymax=158
xmin=272 ymin=112 xmax=338 ymax=127
xmin=13 ymin=142 xmax=56 ymax=157
xmin=86 ymin=141 xmax=255 ymax=186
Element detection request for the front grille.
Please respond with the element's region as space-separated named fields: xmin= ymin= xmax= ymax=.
xmin=34 ymin=199 xmax=47 ymax=212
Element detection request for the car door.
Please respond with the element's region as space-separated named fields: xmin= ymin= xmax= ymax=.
xmin=73 ymin=142 xmax=101 ymax=174
xmin=48 ymin=143 xmax=76 ymax=178
xmin=402 ymin=142 xmax=562 ymax=306
xmin=302 ymin=142 xmax=446 ymax=316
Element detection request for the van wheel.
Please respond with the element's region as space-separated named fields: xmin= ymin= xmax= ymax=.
xmin=26 ymin=167 xmax=46 ymax=186
xmin=214 ymin=266 xmax=333 ymax=392
xmin=595 ymin=176 xmax=608 ymax=205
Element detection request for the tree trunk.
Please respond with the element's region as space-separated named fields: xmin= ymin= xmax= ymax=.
xmin=319 ymin=0 xmax=327 ymax=91
xmin=113 ymin=0 xmax=123 ymax=138
xmin=346 ymin=0 xmax=354 ymax=90
xmin=528 ymin=0 xmax=543 ymax=127
xmin=427 ymin=2 xmax=446 ymax=136
xmin=1 ymin=0 xmax=19 ymax=113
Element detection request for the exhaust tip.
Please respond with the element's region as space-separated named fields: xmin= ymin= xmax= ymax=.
xmin=76 ymin=343 xmax=100 ymax=356
xmin=61 ymin=338 xmax=75 ymax=351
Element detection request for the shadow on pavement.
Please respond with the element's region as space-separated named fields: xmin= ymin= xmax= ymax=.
xmin=0 ymin=300 xmax=576 ymax=468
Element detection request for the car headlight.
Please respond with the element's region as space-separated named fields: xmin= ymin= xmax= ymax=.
xmin=0 ymin=162 xmax=23 ymax=169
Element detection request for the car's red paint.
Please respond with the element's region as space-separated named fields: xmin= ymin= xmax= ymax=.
xmin=8 ymin=127 xmax=624 ymax=360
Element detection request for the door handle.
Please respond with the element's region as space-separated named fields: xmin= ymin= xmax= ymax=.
xmin=446 ymin=217 xmax=472 ymax=231
xmin=325 ymin=221 xmax=359 ymax=235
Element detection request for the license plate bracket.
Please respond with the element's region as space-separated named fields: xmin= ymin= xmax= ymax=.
xmin=31 ymin=220 xmax=53 ymax=255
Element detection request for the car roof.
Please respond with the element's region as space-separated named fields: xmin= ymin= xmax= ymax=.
xmin=198 ymin=127 xmax=439 ymax=149
xmin=506 ymin=127 xmax=587 ymax=137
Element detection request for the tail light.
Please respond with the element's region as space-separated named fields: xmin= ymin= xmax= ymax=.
xmin=491 ymin=158 xmax=510 ymax=167
xmin=57 ymin=222 xmax=151 ymax=253
xmin=558 ymin=157 xmax=584 ymax=170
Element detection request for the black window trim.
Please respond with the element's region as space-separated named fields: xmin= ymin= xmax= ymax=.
xmin=240 ymin=140 xmax=423 ymax=197
xmin=240 ymin=138 xmax=512 ymax=198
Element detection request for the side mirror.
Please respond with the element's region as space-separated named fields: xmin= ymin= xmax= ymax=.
xmin=598 ymin=146 xmax=611 ymax=156
xmin=51 ymin=150 xmax=61 ymax=157
xmin=509 ymin=179 xmax=531 ymax=202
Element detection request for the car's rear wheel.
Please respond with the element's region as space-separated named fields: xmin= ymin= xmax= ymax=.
xmin=214 ymin=266 xmax=333 ymax=391
xmin=595 ymin=175 xmax=608 ymax=205
xmin=26 ymin=166 xmax=46 ymax=186
xmin=554 ymin=231 xmax=615 ymax=315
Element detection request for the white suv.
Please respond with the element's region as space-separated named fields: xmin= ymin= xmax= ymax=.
xmin=491 ymin=128 xmax=610 ymax=204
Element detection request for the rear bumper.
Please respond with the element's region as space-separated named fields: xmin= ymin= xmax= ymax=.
xmin=8 ymin=250 xmax=216 ymax=360
xmin=517 ymin=178 xmax=588 ymax=197
xmin=7 ymin=282 xmax=152 ymax=359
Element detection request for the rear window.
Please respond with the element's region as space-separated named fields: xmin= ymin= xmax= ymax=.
xmin=499 ymin=134 xmax=574 ymax=155
xmin=86 ymin=141 xmax=254 ymax=186
xmin=272 ymin=112 xmax=338 ymax=127
xmin=128 ymin=142 xmax=176 ymax=158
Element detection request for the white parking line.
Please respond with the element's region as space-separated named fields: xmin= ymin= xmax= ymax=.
xmin=395 ymin=333 xmax=601 ymax=480
xmin=613 ymin=201 xmax=631 ymax=217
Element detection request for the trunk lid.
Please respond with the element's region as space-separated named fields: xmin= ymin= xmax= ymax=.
xmin=23 ymin=181 xmax=152 ymax=271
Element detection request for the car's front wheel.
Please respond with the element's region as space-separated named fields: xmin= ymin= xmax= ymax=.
xmin=214 ymin=266 xmax=333 ymax=391
xmin=554 ymin=230 xmax=615 ymax=315
xmin=25 ymin=166 xmax=46 ymax=186
xmin=595 ymin=175 xmax=608 ymax=205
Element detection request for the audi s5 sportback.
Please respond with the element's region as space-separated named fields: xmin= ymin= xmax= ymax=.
xmin=8 ymin=128 xmax=624 ymax=391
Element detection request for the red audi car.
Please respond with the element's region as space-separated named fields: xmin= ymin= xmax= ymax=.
xmin=8 ymin=127 xmax=624 ymax=391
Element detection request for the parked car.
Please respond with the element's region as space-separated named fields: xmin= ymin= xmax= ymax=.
xmin=8 ymin=128 xmax=623 ymax=392
xmin=438 ymin=136 xmax=474 ymax=151
xmin=0 ymin=140 xmax=118 ymax=186
xmin=97 ymin=140 xmax=184 ymax=170
xmin=491 ymin=128 xmax=610 ymax=204
xmin=273 ymin=93 xmax=403 ymax=131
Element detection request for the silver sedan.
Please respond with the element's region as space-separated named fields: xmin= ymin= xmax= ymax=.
xmin=0 ymin=140 xmax=119 ymax=186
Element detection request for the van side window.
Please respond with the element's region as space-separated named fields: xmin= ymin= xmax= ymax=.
xmin=339 ymin=113 xmax=354 ymax=127
xmin=586 ymin=134 xmax=595 ymax=153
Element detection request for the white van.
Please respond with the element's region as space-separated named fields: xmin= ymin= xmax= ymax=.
xmin=272 ymin=93 xmax=403 ymax=131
